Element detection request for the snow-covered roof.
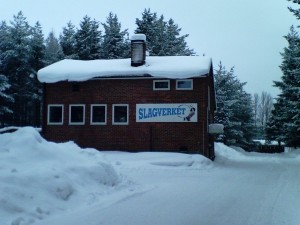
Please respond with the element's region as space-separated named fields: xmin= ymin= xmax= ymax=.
xmin=37 ymin=56 xmax=212 ymax=83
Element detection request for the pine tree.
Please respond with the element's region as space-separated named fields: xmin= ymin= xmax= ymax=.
xmin=29 ymin=22 xmax=45 ymax=72
xmin=101 ymin=12 xmax=130 ymax=59
xmin=28 ymin=21 xmax=45 ymax=126
xmin=164 ymin=18 xmax=195 ymax=56
xmin=265 ymin=98 xmax=287 ymax=145
xmin=0 ymin=74 xmax=14 ymax=126
xmin=135 ymin=9 xmax=159 ymax=55
xmin=75 ymin=16 xmax=101 ymax=60
xmin=59 ymin=21 xmax=77 ymax=59
xmin=0 ymin=12 xmax=53 ymax=126
xmin=44 ymin=31 xmax=64 ymax=66
xmin=135 ymin=9 xmax=194 ymax=56
xmin=268 ymin=25 xmax=300 ymax=147
xmin=0 ymin=21 xmax=10 ymax=63
xmin=3 ymin=11 xmax=34 ymax=126
xmin=288 ymin=0 xmax=300 ymax=19
xmin=214 ymin=62 xmax=255 ymax=148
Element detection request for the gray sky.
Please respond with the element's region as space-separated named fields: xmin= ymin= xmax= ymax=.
xmin=2 ymin=0 xmax=298 ymax=97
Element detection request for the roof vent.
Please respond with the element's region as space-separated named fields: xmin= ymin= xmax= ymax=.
xmin=131 ymin=34 xmax=146 ymax=67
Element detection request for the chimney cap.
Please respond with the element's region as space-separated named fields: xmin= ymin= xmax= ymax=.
xmin=131 ymin=34 xmax=146 ymax=41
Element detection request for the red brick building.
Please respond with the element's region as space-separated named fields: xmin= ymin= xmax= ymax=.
xmin=38 ymin=35 xmax=217 ymax=159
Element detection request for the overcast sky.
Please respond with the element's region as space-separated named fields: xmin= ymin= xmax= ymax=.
xmin=2 ymin=0 xmax=298 ymax=97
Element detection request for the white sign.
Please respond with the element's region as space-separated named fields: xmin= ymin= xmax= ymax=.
xmin=136 ymin=103 xmax=198 ymax=122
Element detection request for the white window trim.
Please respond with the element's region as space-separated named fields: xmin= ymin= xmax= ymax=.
xmin=47 ymin=104 xmax=64 ymax=125
xmin=112 ymin=104 xmax=129 ymax=125
xmin=176 ymin=79 xmax=193 ymax=90
xmin=90 ymin=104 xmax=107 ymax=125
xmin=69 ymin=104 xmax=85 ymax=125
xmin=153 ymin=80 xmax=170 ymax=90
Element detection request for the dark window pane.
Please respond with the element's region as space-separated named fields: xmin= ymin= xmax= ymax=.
xmin=49 ymin=106 xmax=63 ymax=123
xmin=155 ymin=81 xmax=169 ymax=89
xmin=114 ymin=106 xmax=128 ymax=123
xmin=70 ymin=106 xmax=84 ymax=123
xmin=92 ymin=106 xmax=106 ymax=123
xmin=177 ymin=80 xmax=192 ymax=89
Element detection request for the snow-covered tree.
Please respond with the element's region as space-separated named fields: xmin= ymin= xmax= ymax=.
xmin=135 ymin=9 xmax=194 ymax=56
xmin=3 ymin=11 xmax=34 ymax=126
xmin=265 ymin=98 xmax=287 ymax=145
xmin=288 ymin=0 xmax=300 ymax=19
xmin=29 ymin=22 xmax=45 ymax=71
xmin=28 ymin=22 xmax=45 ymax=126
xmin=59 ymin=21 xmax=77 ymax=59
xmin=267 ymin=25 xmax=300 ymax=147
xmin=101 ymin=12 xmax=130 ymax=59
xmin=214 ymin=62 xmax=255 ymax=148
xmin=75 ymin=16 xmax=102 ymax=60
xmin=163 ymin=18 xmax=195 ymax=56
xmin=0 ymin=21 xmax=10 ymax=61
xmin=44 ymin=31 xmax=64 ymax=66
xmin=0 ymin=74 xmax=14 ymax=126
xmin=135 ymin=9 xmax=159 ymax=55
xmin=0 ymin=12 xmax=46 ymax=126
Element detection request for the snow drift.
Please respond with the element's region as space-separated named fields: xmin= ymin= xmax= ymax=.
xmin=0 ymin=127 xmax=121 ymax=225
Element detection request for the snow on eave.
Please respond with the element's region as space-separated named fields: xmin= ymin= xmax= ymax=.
xmin=37 ymin=56 xmax=212 ymax=83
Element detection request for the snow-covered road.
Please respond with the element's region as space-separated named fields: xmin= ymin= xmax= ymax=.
xmin=99 ymin=152 xmax=300 ymax=225
xmin=38 ymin=145 xmax=300 ymax=225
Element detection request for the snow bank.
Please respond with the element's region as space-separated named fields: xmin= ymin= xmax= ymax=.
xmin=104 ymin=151 xmax=213 ymax=171
xmin=0 ymin=127 xmax=121 ymax=225
xmin=37 ymin=56 xmax=212 ymax=83
xmin=214 ymin=142 xmax=250 ymax=162
xmin=148 ymin=153 xmax=212 ymax=168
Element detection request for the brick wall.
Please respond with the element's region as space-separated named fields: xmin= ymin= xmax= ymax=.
xmin=42 ymin=75 xmax=215 ymax=158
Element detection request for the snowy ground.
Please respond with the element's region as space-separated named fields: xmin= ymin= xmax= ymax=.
xmin=1 ymin=127 xmax=300 ymax=225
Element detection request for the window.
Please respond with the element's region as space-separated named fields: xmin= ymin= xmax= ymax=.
xmin=48 ymin=105 xmax=63 ymax=125
xmin=90 ymin=104 xmax=107 ymax=125
xmin=113 ymin=104 xmax=129 ymax=125
xmin=153 ymin=80 xmax=170 ymax=90
xmin=176 ymin=79 xmax=193 ymax=90
xmin=69 ymin=104 xmax=85 ymax=125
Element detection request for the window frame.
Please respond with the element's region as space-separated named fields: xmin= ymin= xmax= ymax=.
xmin=112 ymin=104 xmax=129 ymax=125
xmin=90 ymin=104 xmax=107 ymax=125
xmin=176 ymin=79 xmax=193 ymax=90
xmin=47 ymin=104 xmax=64 ymax=125
xmin=69 ymin=104 xmax=85 ymax=125
xmin=153 ymin=80 xmax=170 ymax=91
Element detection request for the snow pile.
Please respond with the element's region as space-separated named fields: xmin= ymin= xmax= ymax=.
xmin=214 ymin=142 xmax=249 ymax=162
xmin=104 ymin=151 xmax=212 ymax=171
xmin=149 ymin=153 xmax=212 ymax=168
xmin=37 ymin=56 xmax=212 ymax=83
xmin=0 ymin=127 xmax=121 ymax=225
